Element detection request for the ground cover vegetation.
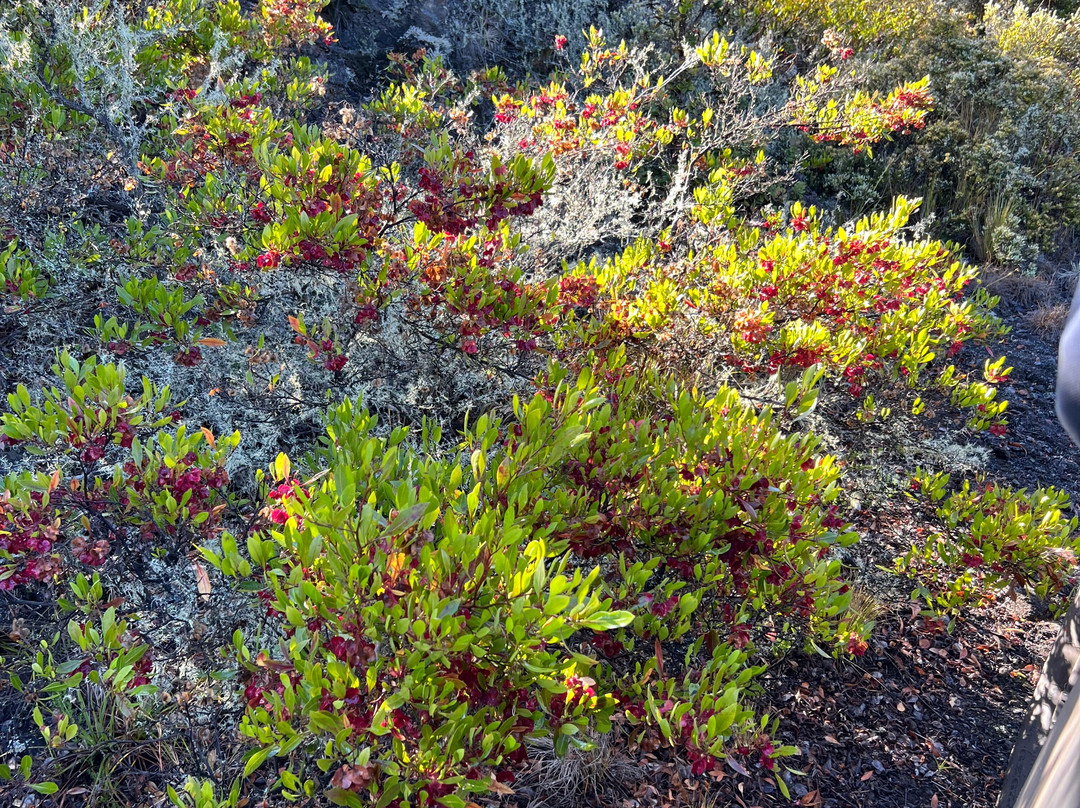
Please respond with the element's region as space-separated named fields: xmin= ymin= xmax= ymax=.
xmin=1 ymin=0 xmax=1079 ymax=806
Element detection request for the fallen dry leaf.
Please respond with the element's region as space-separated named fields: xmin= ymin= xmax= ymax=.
xmin=193 ymin=561 xmax=211 ymax=598
xmin=727 ymin=757 xmax=750 ymax=777
xmin=8 ymin=618 xmax=28 ymax=642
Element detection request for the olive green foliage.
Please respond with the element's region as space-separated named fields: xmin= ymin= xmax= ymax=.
xmin=206 ymin=356 xmax=854 ymax=804
xmin=753 ymin=0 xmax=937 ymax=47
xmin=801 ymin=5 xmax=1080 ymax=272
xmin=902 ymin=470 xmax=1080 ymax=615
xmin=985 ymin=1 xmax=1080 ymax=86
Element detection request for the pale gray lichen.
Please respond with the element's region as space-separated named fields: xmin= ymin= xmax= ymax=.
xmin=401 ymin=25 xmax=453 ymax=58
xmin=918 ymin=436 xmax=992 ymax=472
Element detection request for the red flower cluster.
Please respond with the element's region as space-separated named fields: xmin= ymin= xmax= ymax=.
xmin=0 ymin=492 xmax=61 ymax=588
xmin=174 ymin=346 xmax=203 ymax=366
xmin=124 ymin=453 xmax=229 ymax=538
xmin=251 ymin=201 xmax=272 ymax=223
xmin=289 ymin=316 xmax=349 ymax=372
xmin=71 ymin=535 xmax=110 ymax=566
xmin=256 ymin=250 xmax=281 ymax=269
xmin=409 ymin=159 xmax=545 ymax=237
xmin=230 ymin=92 xmax=263 ymax=109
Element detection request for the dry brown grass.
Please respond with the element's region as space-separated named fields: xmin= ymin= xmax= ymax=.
xmin=978 ymin=264 xmax=1058 ymax=310
xmin=519 ymin=731 xmax=639 ymax=808
xmin=1025 ymin=302 xmax=1071 ymax=338
xmin=849 ymin=585 xmax=887 ymax=626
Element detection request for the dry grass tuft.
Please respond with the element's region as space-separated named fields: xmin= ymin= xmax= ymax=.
xmin=1025 ymin=302 xmax=1071 ymax=338
xmin=978 ymin=265 xmax=1057 ymax=310
xmin=849 ymin=586 xmax=887 ymax=626
xmin=520 ymin=731 xmax=638 ymax=808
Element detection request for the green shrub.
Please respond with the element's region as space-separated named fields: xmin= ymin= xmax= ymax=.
xmin=5 ymin=573 xmax=159 ymax=800
xmin=901 ymin=469 xmax=1080 ymax=615
xmin=1 ymin=353 xmax=238 ymax=588
xmin=167 ymin=778 xmax=244 ymax=808
xmin=560 ymin=195 xmax=1008 ymax=431
xmin=806 ymin=12 xmax=1080 ymax=268
xmin=0 ymin=242 xmax=48 ymax=302
xmin=985 ymin=1 xmax=1080 ymax=87
xmin=0 ymin=2 xmax=1043 ymax=804
xmin=752 ymin=0 xmax=938 ymax=48
xmin=206 ymin=354 xmax=862 ymax=805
